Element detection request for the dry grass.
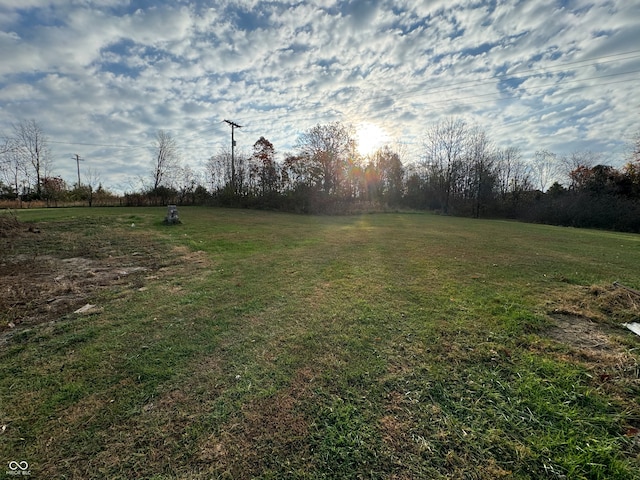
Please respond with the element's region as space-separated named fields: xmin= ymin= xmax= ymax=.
xmin=550 ymin=283 xmax=640 ymax=325
xmin=198 ymin=372 xmax=312 ymax=477
xmin=0 ymin=210 xmax=22 ymax=235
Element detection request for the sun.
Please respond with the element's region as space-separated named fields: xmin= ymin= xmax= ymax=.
xmin=355 ymin=123 xmax=389 ymax=157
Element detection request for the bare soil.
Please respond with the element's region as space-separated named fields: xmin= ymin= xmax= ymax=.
xmin=0 ymin=216 xmax=166 ymax=339
xmin=548 ymin=283 xmax=640 ymax=348
xmin=545 ymin=284 xmax=640 ymax=436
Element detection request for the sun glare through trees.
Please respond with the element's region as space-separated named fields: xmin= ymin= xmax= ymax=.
xmin=355 ymin=122 xmax=389 ymax=157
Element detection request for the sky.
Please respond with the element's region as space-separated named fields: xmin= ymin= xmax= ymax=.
xmin=0 ymin=0 xmax=639 ymax=193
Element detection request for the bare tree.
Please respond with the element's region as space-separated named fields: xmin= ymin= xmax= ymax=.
xmin=0 ymin=133 xmax=11 ymax=155
xmin=206 ymin=148 xmax=249 ymax=192
xmin=151 ymin=130 xmax=180 ymax=191
xmin=495 ymin=147 xmax=520 ymax=200
xmin=11 ymin=120 xmax=51 ymax=196
xmin=2 ymin=131 xmax=32 ymax=198
xmin=0 ymin=134 xmax=17 ymax=195
xmin=466 ymin=127 xmax=495 ymax=218
xmin=176 ymin=164 xmax=199 ymax=204
xmin=494 ymin=146 xmax=533 ymax=214
xmin=423 ymin=118 xmax=468 ymax=213
xmin=502 ymin=148 xmax=532 ymax=191
xmin=206 ymin=149 xmax=232 ymax=192
xmin=83 ymin=168 xmax=102 ymax=206
xmin=562 ymin=150 xmax=600 ymax=187
xmin=532 ymin=150 xmax=561 ymax=191
xmin=623 ymin=131 xmax=640 ymax=187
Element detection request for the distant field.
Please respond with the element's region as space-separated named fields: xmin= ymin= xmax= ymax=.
xmin=1 ymin=207 xmax=639 ymax=479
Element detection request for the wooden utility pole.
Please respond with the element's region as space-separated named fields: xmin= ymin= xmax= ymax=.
xmin=72 ymin=154 xmax=84 ymax=188
xmin=223 ymin=120 xmax=242 ymax=194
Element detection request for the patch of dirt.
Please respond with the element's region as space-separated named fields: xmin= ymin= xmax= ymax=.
xmin=379 ymin=413 xmax=410 ymax=450
xmin=548 ymin=314 xmax=618 ymax=351
xmin=0 ymin=253 xmax=151 ymax=332
xmin=0 ymin=219 xmax=212 ymax=341
xmin=544 ymin=284 xmax=640 ymax=428
xmin=547 ymin=283 xmax=640 ymax=351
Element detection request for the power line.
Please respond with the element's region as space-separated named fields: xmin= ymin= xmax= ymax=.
xmin=398 ymin=69 xmax=640 ymax=109
xmin=239 ymin=54 xmax=640 ymax=125
xmin=227 ymin=74 xmax=638 ymax=142
xmin=40 ymin=47 xmax=640 ymax=168
xmin=49 ymin=140 xmax=147 ymax=149
xmin=45 ymin=70 xmax=638 ymax=161
xmin=387 ymin=49 xmax=640 ymax=101
xmin=226 ymin=48 xmax=640 ymax=123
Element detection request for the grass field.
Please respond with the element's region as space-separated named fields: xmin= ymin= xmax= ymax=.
xmin=1 ymin=206 xmax=639 ymax=479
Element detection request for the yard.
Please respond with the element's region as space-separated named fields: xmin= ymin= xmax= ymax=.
xmin=1 ymin=207 xmax=639 ymax=479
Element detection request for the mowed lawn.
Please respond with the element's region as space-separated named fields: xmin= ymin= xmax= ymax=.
xmin=1 ymin=207 xmax=640 ymax=479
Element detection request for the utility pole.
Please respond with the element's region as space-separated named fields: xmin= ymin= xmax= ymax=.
xmin=72 ymin=154 xmax=84 ymax=188
xmin=223 ymin=120 xmax=242 ymax=195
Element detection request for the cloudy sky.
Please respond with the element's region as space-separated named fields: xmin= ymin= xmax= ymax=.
xmin=1 ymin=0 xmax=639 ymax=192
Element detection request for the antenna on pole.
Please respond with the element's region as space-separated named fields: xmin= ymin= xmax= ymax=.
xmin=72 ymin=154 xmax=84 ymax=188
xmin=223 ymin=120 xmax=242 ymax=195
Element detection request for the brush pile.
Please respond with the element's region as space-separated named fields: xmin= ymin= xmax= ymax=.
xmin=0 ymin=212 xmax=22 ymax=237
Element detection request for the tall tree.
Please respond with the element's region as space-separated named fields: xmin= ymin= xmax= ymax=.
xmin=206 ymin=149 xmax=232 ymax=192
xmin=11 ymin=119 xmax=51 ymax=197
xmin=206 ymin=148 xmax=249 ymax=196
xmin=367 ymin=146 xmax=404 ymax=205
xmin=494 ymin=146 xmax=532 ymax=214
xmin=466 ymin=127 xmax=495 ymax=218
xmin=495 ymin=147 xmax=520 ymax=200
xmin=281 ymin=154 xmax=314 ymax=190
xmin=0 ymin=136 xmax=22 ymax=197
xmin=151 ymin=130 xmax=180 ymax=191
xmin=251 ymin=136 xmax=278 ymax=196
xmin=532 ymin=150 xmax=561 ymax=192
xmin=176 ymin=164 xmax=199 ymax=204
xmin=423 ymin=119 xmax=468 ymax=213
xmin=295 ymin=122 xmax=356 ymax=195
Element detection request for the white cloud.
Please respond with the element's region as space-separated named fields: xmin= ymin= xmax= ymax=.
xmin=0 ymin=0 xmax=638 ymax=189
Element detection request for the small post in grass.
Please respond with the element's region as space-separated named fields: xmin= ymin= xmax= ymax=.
xmin=164 ymin=204 xmax=180 ymax=225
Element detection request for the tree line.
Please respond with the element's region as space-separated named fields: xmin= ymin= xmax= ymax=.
xmin=2 ymin=118 xmax=640 ymax=232
xmin=0 ymin=120 xmax=117 ymax=206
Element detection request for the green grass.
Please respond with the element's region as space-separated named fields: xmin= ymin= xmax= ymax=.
xmin=1 ymin=207 xmax=639 ymax=479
